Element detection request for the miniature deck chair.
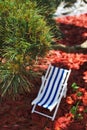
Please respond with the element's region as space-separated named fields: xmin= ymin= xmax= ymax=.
xmin=31 ymin=64 xmax=71 ymax=121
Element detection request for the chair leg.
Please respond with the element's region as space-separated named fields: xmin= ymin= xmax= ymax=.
xmin=31 ymin=104 xmax=36 ymax=113
xmin=31 ymin=104 xmax=53 ymax=120
xmin=52 ymin=88 xmax=66 ymax=121
xmin=52 ymin=102 xmax=60 ymax=121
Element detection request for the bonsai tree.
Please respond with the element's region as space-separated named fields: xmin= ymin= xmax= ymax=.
xmin=0 ymin=0 xmax=52 ymax=97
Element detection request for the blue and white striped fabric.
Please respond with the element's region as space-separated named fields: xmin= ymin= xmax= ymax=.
xmin=32 ymin=65 xmax=68 ymax=111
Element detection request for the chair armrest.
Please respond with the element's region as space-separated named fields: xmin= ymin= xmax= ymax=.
xmin=41 ymin=75 xmax=45 ymax=82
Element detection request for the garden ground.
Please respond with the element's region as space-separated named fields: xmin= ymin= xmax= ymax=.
xmin=0 ymin=13 xmax=87 ymax=130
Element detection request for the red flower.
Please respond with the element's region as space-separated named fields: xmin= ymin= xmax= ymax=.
xmin=66 ymin=96 xmax=74 ymax=105
xmin=82 ymin=92 xmax=87 ymax=106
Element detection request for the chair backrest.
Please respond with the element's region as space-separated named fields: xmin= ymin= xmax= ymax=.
xmin=37 ymin=65 xmax=71 ymax=110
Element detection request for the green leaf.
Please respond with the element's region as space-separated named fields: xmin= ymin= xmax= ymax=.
xmin=71 ymin=82 xmax=79 ymax=91
xmin=77 ymin=92 xmax=83 ymax=97
xmin=70 ymin=106 xmax=77 ymax=115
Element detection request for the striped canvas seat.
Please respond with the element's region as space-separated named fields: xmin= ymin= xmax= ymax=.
xmin=31 ymin=64 xmax=71 ymax=121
